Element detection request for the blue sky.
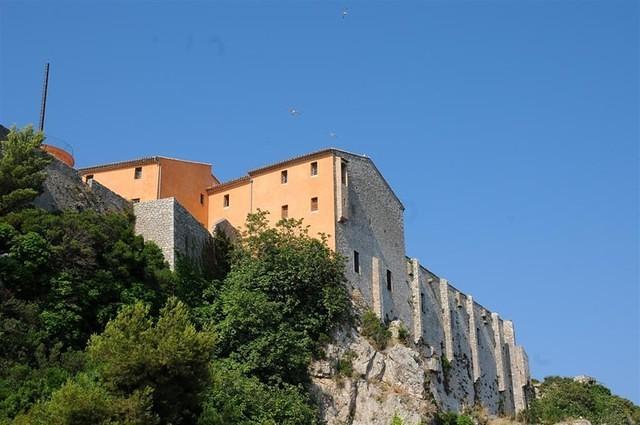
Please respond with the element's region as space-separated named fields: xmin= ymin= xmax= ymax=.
xmin=1 ymin=0 xmax=638 ymax=403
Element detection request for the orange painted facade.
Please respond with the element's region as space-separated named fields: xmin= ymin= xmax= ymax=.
xmin=208 ymin=152 xmax=337 ymax=248
xmin=79 ymin=157 xmax=217 ymax=226
xmin=79 ymin=151 xmax=340 ymax=246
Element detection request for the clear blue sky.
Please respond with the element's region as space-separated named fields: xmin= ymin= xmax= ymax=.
xmin=1 ymin=0 xmax=638 ymax=403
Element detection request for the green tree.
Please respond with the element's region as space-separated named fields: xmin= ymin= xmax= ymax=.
xmin=87 ymin=298 xmax=215 ymax=424
xmin=0 ymin=126 xmax=50 ymax=215
xmin=209 ymin=211 xmax=350 ymax=385
xmin=198 ymin=360 xmax=318 ymax=425
xmin=525 ymin=376 xmax=640 ymax=425
xmin=12 ymin=374 xmax=157 ymax=425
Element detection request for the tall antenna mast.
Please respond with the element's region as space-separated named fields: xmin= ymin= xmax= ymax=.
xmin=38 ymin=62 xmax=50 ymax=132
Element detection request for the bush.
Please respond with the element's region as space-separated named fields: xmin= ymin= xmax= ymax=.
xmin=87 ymin=298 xmax=215 ymax=424
xmin=398 ymin=323 xmax=409 ymax=345
xmin=198 ymin=360 xmax=318 ymax=425
xmin=525 ymin=376 xmax=640 ymax=425
xmin=361 ymin=309 xmax=391 ymax=350
xmin=336 ymin=350 xmax=356 ymax=378
xmin=210 ymin=212 xmax=350 ymax=386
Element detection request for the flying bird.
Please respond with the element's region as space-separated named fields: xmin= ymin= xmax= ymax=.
xmin=342 ymin=9 xmax=348 ymax=19
xmin=289 ymin=107 xmax=300 ymax=116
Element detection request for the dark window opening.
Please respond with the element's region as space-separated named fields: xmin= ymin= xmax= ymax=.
xmin=200 ymin=193 xmax=204 ymax=205
xmin=85 ymin=174 xmax=94 ymax=183
xmin=310 ymin=161 xmax=318 ymax=176
xmin=132 ymin=198 xmax=140 ymax=203
xmin=310 ymin=197 xmax=319 ymax=211
xmin=421 ymin=293 xmax=426 ymax=313
xmin=223 ymin=194 xmax=230 ymax=207
xmin=354 ymin=251 xmax=360 ymax=274
xmin=134 ymin=167 xmax=142 ymax=179
xmin=386 ymin=269 xmax=392 ymax=291
xmin=281 ymin=204 xmax=289 ymax=218
xmin=281 ymin=170 xmax=288 ymax=184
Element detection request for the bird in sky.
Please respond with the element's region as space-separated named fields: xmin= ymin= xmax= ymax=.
xmin=289 ymin=107 xmax=300 ymax=116
xmin=342 ymin=9 xmax=348 ymax=19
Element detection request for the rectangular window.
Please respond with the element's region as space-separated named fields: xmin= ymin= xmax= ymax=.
xmin=310 ymin=197 xmax=318 ymax=212
xmin=132 ymin=198 xmax=140 ymax=203
xmin=310 ymin=161 xmax=318 ymax=176
xmin=354 ymin=251 xmax=360 ymax=274
xmin=421 ymin=292 xmax=426 ymax=313
xmin=386 ymin=269 xmax=392 ymax=291
xmin=340 ymin=161 xmax=348 ymax=186
xmin=85 ymin=174 xmax=94 ymax=184
xmin=223 ymin=194 xmax=230 ymax=207
xmin=134 ymin=167 xmax=142 ymax=179
xmin=200 ymin=193 xmax=204 ymax=205
xmin=281 ymin=170 xmax=288 ymax=184
xmin=281 ymin=204 xmax=288 ymax=219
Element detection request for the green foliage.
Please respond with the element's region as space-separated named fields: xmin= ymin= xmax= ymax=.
xmin=361 ymin=309 xmax=391 ymax=350
xmin=434 ymin=412 xmax=475 ymax=425
xmin=390 ymin=413 xmax=405 ymax=425
xmin=209 ymin=211 xmax=350 ymax=385
xmin=0 ymin=206 xmax=172 ymax=420
xmin=88 ymin=298 xmax=215 ymax=424
xmin=336 ymin=350 xmax=356 ymax=378
xmin=198 ymin=360 xmax=318 ymax=425
xmin=397 ymin=323 xmax=409 ymax=345
xmin=0 ymin=126 xmax=51 ymax=215
xmin=524 ymin=376 xmax=640 ymax=425
xmin=13 ymin=374 xmax=157 ymax=425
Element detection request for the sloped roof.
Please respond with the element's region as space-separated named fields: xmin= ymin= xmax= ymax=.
xmin=207 ymin=148 xmax=404 ymax=209
xmin=79 ymin=156 xmax=212 ymax=173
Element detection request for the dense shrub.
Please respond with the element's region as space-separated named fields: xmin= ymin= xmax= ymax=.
xmin=524 ymin=376 xmax=640 ymax=425
xmin=361 ymin=309 xmax=391 ymax=350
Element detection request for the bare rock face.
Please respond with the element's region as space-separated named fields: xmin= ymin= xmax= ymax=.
xmin=33 ymin=158 xmax=130 ymax=214
xmin=310 ymin=328 xmax=437 ymax=425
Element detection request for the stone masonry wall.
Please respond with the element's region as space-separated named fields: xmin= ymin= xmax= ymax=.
xmin=334 ymin=152 xmax=413 ymax=330
xmin=409 ymin=258 xmax=528 ymax=415
xmin=332 ymin=153 xmax=530 ymax=415
xmin=133 ymin=198 xmax=211 ymax=269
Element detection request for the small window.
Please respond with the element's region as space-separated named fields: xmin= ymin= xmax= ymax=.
xmin=340 ymin=161 xmax=348 ymax=186
xmin=134 ymin=167 xmax=142 ymax=179
xmin=354 ymin=251 xmax=360 ymax=274
xmin=310 ymin=197 xmax=318 ymax=212
xmin=200 ymin=193 xmax=204 ymax=205
xmin=386 ymin=269 xmax=392 ymax=291
xmin=223 ymin=194 xmax=230 ymax=207
xmin=132 ymin=198 xmax=140 ymax=203
xmin=281 ymin=204 xmax=289 ymax=219
xmin=421 ymin=292 xmax=426 ymax=313
xmin=310 ymin=161 xmax=318 ymax=176
xmin=85 ymin=174 xmax=94 ymax=183
xmin=281 ymin=170 xmax=288 ymax=184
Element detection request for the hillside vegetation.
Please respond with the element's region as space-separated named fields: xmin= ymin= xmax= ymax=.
xmin=0 ymin=126 xmax=349 ymax=424
xmin=522 ymin=377 xmax=640 ymax=425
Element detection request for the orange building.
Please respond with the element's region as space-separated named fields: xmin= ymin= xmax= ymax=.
xmin=79 ymin=156 xmax=218 ymax=226
xmin=207 ymin=149 xmax=343 ymax=248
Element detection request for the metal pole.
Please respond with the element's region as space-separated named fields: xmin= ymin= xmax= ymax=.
xmin=39 ymin=63 xmax=50 ymax=132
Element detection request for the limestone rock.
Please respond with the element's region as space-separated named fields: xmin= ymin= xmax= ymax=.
xmin=311 ymin=327 xmax=436 ymax=425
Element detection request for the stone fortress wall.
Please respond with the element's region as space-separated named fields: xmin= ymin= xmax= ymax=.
xmin=332 ymin=151 xmax=530 ymax=415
